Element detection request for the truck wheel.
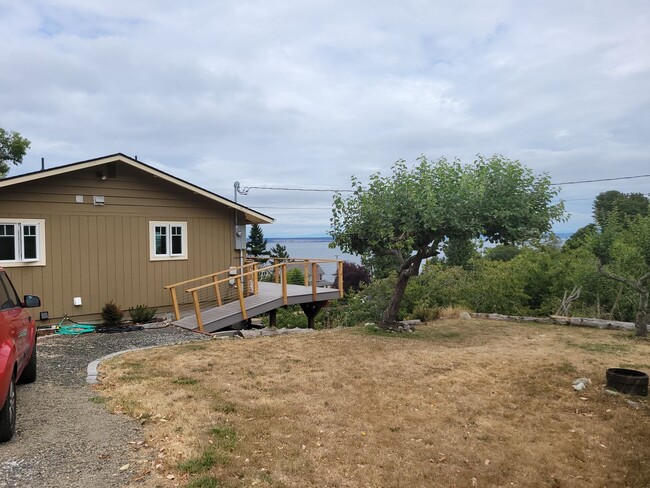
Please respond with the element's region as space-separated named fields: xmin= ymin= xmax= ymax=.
xmin=18 ymin=343 xmax=37 ymax=384
xmin=0 ymin=375 xmax=16 ymax=442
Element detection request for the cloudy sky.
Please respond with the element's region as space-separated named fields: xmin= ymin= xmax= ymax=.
xmin=1 ymin=1 xmax=648 ymax=237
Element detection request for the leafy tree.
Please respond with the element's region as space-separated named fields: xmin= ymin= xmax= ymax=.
xmin=333 ymin=261 xmax=371 ymax=293
xmin=593 ymin=215 xmax=650 ymax=336
xmin=443 ymin=237 xmax=478 ymax=268
xmin=484 ymin=244 xmax=521 ymax=262
xmin=563 ymin=224 xmax=597 ymax=251
xmin=0 ymin=127 xmax=30 ymax=178
xmin=246 ymin=224 xmax=268 ymax=259
xmin=330 ymin=155 xmax=564 ymax=326
xmin=269 ymin=243 xmax=289 ymax=259
xmin=593 ymin=191 xmax=649 ymax=228
xmin=286 ymin=268 xmax=305 ymax=285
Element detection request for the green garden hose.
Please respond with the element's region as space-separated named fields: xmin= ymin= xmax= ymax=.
xmin=55 ymin=316 xmax=96 ymax=335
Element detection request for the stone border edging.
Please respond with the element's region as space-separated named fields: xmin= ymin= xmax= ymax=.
xmin=86 ymin=346 xmax=160 ymax=384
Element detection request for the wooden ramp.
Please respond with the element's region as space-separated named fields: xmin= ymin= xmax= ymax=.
xmin=173 ymin=282 xmax=341 ymax=333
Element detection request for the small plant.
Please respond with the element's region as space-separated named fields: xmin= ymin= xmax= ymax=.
xmin=128 ymin=304 xmax=157 ymax=323
xmin=178 ymin=449 xmax=227 ymax=473
xmin=173 ymin=377 xmax=199 ymax=385
xmin=409 ymin=304 xmax=440 ymax=322
xmin=186 ymin=476 xmax=223 ymax=488
xmin=101 ymin=300 xmax=124 ymax=326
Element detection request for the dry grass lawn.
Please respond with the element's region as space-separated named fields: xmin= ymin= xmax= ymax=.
xmin=97 ymin=319 xmax=650 ymax=488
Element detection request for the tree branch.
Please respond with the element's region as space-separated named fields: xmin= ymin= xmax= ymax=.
xmin=598 ymin=265 xmax=645 ymax=293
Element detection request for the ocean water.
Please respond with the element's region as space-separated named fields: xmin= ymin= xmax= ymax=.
xmin=266 ymin=238 xmax=361 ymax=279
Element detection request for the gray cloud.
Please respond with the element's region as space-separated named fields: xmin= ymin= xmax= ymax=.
xmin=1 ymin=0 xmax=648 ymax=236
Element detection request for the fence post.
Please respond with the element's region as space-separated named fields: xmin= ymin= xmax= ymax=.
xmin=191 ymin=290 xmax=204 ymax=332
xmin=235 ymin=276 xmax=248 ymax=320
xmin=212 ymin=275 xmax=223 ymax=306
xmin=281 ymin=263 xmax=288 ymax=305
xmin=338 ymin=261 xmax=344 ymax=298
xmin=312 ymin=262 xmax=318 ymax=300
xmin=168 ymin=287 xmax=181 ymax=320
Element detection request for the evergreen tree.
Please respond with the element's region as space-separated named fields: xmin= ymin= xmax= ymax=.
xmin=246 ymin=224 xmax=268 ymax=258
xmin=270 ymin=243 xmax=289 ymax=259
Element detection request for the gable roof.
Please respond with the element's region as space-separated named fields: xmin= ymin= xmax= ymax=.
xmin=0 ymin=153 xmax=274 ymax=224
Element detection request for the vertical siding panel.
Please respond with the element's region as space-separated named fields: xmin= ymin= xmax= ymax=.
xmin=69 ymin=215 xmax=81 ymax=310
xmin=88 ymin=216 xmax=100 ymax=313
xmin=97 ymin=216 xmax=108 ymax=305
xmin=105 ymin=215 xmax=117 ymax=305
xmin=50 ymin=215 xmax=64 ymax=316
xmin=60 ymin=214 xmax=73 ymax=316
xmin=79 ymin=216 xmax=91 ymax=316
xmin=121 ymin=217 xmax=132 ymax=308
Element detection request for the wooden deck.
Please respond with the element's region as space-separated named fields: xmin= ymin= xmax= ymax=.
xmin=173 ymin=282 xmax=341 ymax=333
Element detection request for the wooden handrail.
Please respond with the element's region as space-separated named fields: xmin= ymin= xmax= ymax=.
xmin=165 ymin=258 xmax=344 ymax=327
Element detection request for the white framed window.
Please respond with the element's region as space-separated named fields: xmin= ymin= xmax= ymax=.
xmin=149 ymin=221 xmax=188 ymax=261
xmin=0 ymin=219 xmax=46 ymax=267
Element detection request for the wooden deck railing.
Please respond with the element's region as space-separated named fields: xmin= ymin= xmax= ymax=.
xmin=164 ymin=258 xmax=344 ymax=333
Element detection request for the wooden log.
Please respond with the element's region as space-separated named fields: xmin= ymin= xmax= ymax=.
xmin=472 ymin=312 xmax=645 ymax=331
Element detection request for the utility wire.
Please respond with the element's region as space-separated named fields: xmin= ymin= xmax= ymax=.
xmin=551 ymin=174 xmax=650 ymax=186
xmin=237 ymin=173 xmax=650 ymax=196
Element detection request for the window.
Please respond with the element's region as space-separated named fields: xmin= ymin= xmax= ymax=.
xmin=149 ymin=221 xmax=187 ymax=260
xmin=0 ymin=219 xmax=46 ymax=266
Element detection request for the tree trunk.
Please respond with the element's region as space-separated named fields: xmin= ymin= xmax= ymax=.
xmin=636 ymin=290 xmax=649 ymax=337
xmin=380 ymin=255 xmax=423 ymax=325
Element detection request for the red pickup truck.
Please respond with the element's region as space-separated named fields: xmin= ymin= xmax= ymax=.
xmin=0 ymin=267 xmax=40 ymax=442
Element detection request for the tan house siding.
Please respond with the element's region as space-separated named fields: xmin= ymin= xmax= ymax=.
xmin=0 ymin=162 xmax=246 ymax=321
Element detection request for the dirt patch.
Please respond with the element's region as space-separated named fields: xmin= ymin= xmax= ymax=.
xmin=99 ymin=320 xmax=650 ymax=488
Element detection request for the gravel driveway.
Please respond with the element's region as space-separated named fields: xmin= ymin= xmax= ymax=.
xmin=0 ymin=325 xmax=207 ymax=488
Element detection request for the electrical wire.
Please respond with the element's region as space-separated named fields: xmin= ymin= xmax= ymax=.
xmin=551 ymin=174 xmax=650 ymax=186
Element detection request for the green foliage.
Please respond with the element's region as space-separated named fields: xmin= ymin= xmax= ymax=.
xmin=563 ymin=224 xmax=597 ymax=251
xmin=269 ymin=243 xmax=289 ymax=259
xmin=101 ymin=300 xmax=124 ymax=325
xmin=246 ymin=223 xmax=268 ymax=258
xmin=484 ymin=244 xmax=521 ymax=262
xmin=186 ymin=476 xmax=224 ymax=488
xmin=262 ymin=305 xmax=308 ymax=328
xmin=178 ymin=449 xmax=225 ymax=473
xmin=210 ymin=425 xmax=238 ymax=451
xmin=286 ymin=268 xmax=305 ymax=285
xmin=330 ymin=155 xmax=564 ymax=323
xmin=594 ymin=191 xmax=649 ymax=229
xmin=443 ymin=237 xmax=478 ymax=268
xmin=128 ymin=304 xmax=157 ymax=323
xmin=408 ymin=304 xmax=440 ymax=322
xmin=0 ymin=127 xmax=30 ymax=178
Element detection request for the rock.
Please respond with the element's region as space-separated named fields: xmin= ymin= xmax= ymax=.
xmin=459 ymin=311 xmax=472 ymax=320
xmin=572 ymin=377 xmax=592 ymax=391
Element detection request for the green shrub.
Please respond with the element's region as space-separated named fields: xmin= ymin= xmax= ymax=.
xmin=101 ymin=300 xmax=124 ymax=326
xmin=408 ymin=304 xmax=440 ymax=322
xmin=128 ymin=304 xmax=157 ymax=323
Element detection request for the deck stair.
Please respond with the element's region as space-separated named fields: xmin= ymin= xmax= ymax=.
xmin=165 ymin=259 xmax=343 ymax=333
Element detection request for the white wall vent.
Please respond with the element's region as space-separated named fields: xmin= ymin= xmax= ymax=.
xmin=75 ymin=195 xmax=84 ymax=203
xmin=93 ymin=195 xmax=105 ymax=206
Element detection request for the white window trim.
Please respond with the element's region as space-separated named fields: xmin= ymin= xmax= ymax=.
xmin=0 ymin=218 xmax=47 ymax=267
xmin=149 ymin=221 xmax=188 ymax=261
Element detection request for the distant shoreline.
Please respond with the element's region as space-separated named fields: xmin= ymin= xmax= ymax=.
xmin=268 ymin=232 xmax=575 ymax=242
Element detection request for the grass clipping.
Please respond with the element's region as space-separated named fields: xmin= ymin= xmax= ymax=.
xmin=98 ymin=319 xmax=650 ymax=488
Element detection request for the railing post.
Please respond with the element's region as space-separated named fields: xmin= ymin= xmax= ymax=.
xmin=253 ymin=263 xmax=259 ymax=295
xmin=169 ymin=287 xmax=181 ymax=321
xmin=213 ymin=275 xmax=223 ymax=306
xmin=312 ymin=262 xmax=318 ymax=300
xmin=191 ymin=290 xmax=204 ymax=332
xmin=338 ymin=260 xmax=344 ymax=298
xmin=303 ymin=261 xmax=309 ymax=287
xmin=235 ymin=276 xmax=248 ymax=320
xmin=281 ymin=263 xmax=288 ymax=305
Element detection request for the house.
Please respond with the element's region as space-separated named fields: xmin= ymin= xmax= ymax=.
xmin=0 ymin=153 xmax=273 ymax=322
